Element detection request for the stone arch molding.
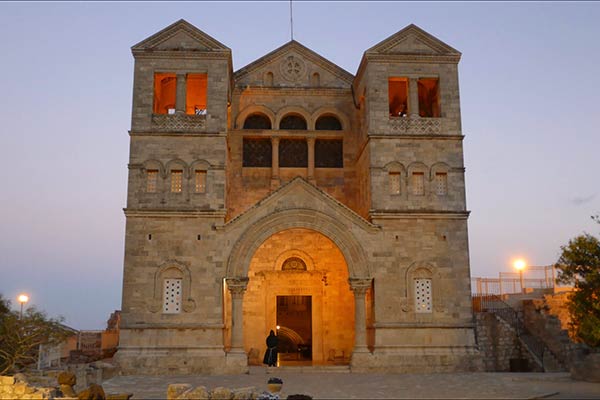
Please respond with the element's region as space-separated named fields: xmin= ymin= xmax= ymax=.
xmin=226 ymin=209 xmax=370 ymax=279
xmin=148 ymin=260 xmax=196 ymax=313
xmin=236 ymin=105 xmax=275 ymax=129
xmin=311 ymin=107 xmax=350 ymax=131
xmin=274 ymin=249 xmax=315 ymax=271
xmin=401 ymin=261 xmax=443 ymax=314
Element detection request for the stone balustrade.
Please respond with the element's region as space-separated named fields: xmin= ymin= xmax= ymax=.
xmin=151 ymin=114 xmax=206 ymax=132
xmin=388 ymin=116 xmax=443 ymax=135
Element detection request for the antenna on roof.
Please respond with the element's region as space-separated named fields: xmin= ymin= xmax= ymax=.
xmin=290 ymin=0 xmax=294 ymax=41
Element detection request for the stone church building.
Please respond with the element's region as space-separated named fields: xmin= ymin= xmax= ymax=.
xmin=116 ymin=19 xmax=480 ymax=374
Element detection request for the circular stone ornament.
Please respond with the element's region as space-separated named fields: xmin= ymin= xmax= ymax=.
xmin=280 ymin=55 xmax=306 ymax=82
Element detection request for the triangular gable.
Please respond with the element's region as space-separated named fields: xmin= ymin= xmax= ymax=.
xmin=132 ymin=19 xmax=230 ymax=52
xmin=223 ymin=177 xmax=378 ymax=232
xmin=234 ymin=40 xmax=354 ymax=86
xmin=366 ymin=24 xmax=460 ymax=56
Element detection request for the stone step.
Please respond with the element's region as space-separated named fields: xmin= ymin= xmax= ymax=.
xmin=250 ymin=365 xmax=351 ymax=374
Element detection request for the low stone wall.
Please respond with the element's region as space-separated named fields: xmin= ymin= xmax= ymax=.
xmin=474 ymin=313 xmax=540 ymax=372
xmin=0 ymin=375 xmax=57 ymax=399
xmin=167 ymin=384 xmax=260 ymax=400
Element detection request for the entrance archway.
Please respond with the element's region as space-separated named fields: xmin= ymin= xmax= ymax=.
xmin=242 ymin=228 xmax=355 ymax=365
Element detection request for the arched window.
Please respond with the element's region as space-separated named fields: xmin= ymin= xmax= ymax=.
xmin=315 ymin=115 xmax=342 ymax=130
xmin=279 ymin=114 xmax=307 ymax=130
xmin=311 ymin=72 xmax=320 ymax=86
xmin=282 ymin=257 xmax=307 ymax=271
xmin=243 ymin=113 xmax=272 ymax=129
xmin=264 ymin=71 xmax=274 ymax=86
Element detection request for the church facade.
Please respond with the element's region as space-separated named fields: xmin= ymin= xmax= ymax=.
xmin=116 ymin=19 xmax=481 ymax=374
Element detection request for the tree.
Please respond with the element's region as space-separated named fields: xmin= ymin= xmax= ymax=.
xmin=555 ymin=219 xmax=600 ymax=347
xmin=0 ymin=295 xmax=71 ymax=375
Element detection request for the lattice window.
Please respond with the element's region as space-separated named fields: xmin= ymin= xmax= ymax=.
xmin=389 ymin=172 xmax=401 ymax=195
xmin=414 ymin=279 xmax=432 ymax=313
xmin=243 ymin=138 xmax=272 ymax=167
xmin=195 ymin=170 xmax=206 ymax=193
xmin=279 ymin=139 xmax=308 ymax=167
xmin=435 ymin=172 xmax=447 ymax=196
xmin=282 ymin=257 xmax=307 ymax=271
xmin=315 ymin=139 xmax=343 ymax=168
xmin=280 ymin=115 xmax=307 ymax=130
xmin=315 ymin=115 xmax=342 ymax=130
xmin=146 ymin=169 xmax=158 ymax=193
xmin=411 ymin=172 xmax=424 ymax=195
xmin=163 ymin=279 xmax=182 ymax=314
xmin=170 ymin=170 xmax=183 ymax=193
xmin=243 ymin=114 xmax=271 ymax=129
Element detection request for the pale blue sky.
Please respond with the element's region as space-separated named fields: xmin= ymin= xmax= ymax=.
xmin=0 ymin=2 xmax=599 ymax=329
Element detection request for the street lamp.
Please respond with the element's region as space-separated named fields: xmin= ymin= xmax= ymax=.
xmin=514 ymin=259 xmax=526 ymax=294
xmin=17 ymin=294 xmax=29 ymax=319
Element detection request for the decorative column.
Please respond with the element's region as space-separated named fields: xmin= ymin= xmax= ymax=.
xmin=176 ymin=73 xmax=187 ymax=114
xmin=349 ymin=277 xmax=372 ymax=354
xmin=271 ymin=137 xmax=280 ymax=190
xmin=226 ymin=277 xmax=249 ymax=354
xmin=408 ymin=77 xmax=419 ymax=118
xmin=307 ymin=137 xmax=316 ymax=184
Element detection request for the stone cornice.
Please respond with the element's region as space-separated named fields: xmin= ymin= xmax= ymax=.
xmin=369 ymin=211 xmax=470 ymax=220
xmin=129 ymin=130 xmax=226 ymax=137
xmin=373 ymin=322 xmax=474 ymax=329
xmin=132 ymin=50 xmax=231 ymax=60
xmin=368 ymin=134 xmax=464 ymax=141
xmin=364 ymin=53 xmax=461 ymax=64
xmin=233 ymin=86 xmax=351 ymax=97
xmin=124 ymin=209 xmax=226 ymax=218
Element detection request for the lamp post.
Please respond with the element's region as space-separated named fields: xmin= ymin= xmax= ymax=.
xmin=514 ymin=259 xmax=526 ymax=294
xmin=17 ymin=294 xmax=29 ymax=319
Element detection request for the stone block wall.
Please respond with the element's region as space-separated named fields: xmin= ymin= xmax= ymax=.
xmin=0 ymin=376 xmax=57 ymax=400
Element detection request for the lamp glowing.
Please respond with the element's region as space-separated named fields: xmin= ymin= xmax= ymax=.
xmin=276 ymin=325 xmax=280 ymax=330
xmin=514 ymin=259 xmax=526 ymax=271
xmin=17 ymin=294 xmax=29 ymax=319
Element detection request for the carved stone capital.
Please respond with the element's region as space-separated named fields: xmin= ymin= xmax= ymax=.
xmin=349 ymin=277 xmax=372 ymax=296
xmin=226 ymin=277 xmax=249 ymax=297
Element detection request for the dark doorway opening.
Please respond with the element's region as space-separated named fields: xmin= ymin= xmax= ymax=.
xmin=276 ymin=296 xmax=312 ymax=362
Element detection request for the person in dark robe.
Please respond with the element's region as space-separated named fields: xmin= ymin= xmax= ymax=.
xmin=263 ymin=330 xmax=278 ymax=367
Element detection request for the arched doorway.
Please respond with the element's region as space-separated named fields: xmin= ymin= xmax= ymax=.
xmin=242 ymin=228 xmax=355 ymax=365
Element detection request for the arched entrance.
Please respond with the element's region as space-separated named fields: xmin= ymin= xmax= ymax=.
xmin=242 ymin=228 xmax=355 ymax=365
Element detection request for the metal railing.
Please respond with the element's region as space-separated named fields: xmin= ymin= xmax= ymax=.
xmin=472 ymin=265 xmax=556 ymax=296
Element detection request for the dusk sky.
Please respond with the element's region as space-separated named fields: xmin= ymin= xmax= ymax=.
xmin=1 ymin=2 xmax=599 ymax=329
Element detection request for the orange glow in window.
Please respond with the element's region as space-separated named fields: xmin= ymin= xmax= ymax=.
xmin=153 ymin=73 xmax=177 ymax=114
xmin=388 ymin=77 xmax=409 ymax=117
xmin=418 ymin=78 xmax=440 ymax=118
xmin=186 ymin=74 xmax=207 ymax=115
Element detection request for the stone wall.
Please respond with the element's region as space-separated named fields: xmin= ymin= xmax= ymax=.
xmin=523 ymin=294 xmax=590 ymax=369
xmin=475 ymin=313 xmax=541 ymax=372
xmin=0 ymin=376 xmax=57 ymax=400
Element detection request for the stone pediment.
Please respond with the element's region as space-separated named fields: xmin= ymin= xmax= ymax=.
xmin=234 ymin=41 xmax=354 ymax=88
xmin=366 ymin=24 xmax=460 ymax=57
xmin=131 ymin=19 xmax=230 ymax=53
xmin=223 ymin=177 xmax=378 ymax=232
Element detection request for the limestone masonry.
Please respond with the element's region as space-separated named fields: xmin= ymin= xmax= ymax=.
xmin=116 ymin=19 xmax=481 ymax=374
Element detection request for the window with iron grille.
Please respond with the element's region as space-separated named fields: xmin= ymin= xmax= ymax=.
xmin=411 ymin=172 xmax=424 ymax=196
xmin=389 ymin=172 xmax=401 ymax=195
xmin=163 ymin=279 xmax=182 ymax=314
xmin=315 ymin=139 xmax=343 ymax=168
xmin=170 ymin=170 xmax=183 ymax=193
xmin=435 ymin=172 xmax=447 ymax=196
xmin=243 ymin=138 xmax=272 ymax=167
xmin=414 ymin=278 xmax=432 ymax=313
xmin=279 ymin=139 xmax=308 ymax=167
xmin=146 ymin=170 xmax=158 ymax=193
xmin=195 ymin=170 xmax=206 ymax=193
xmin=279 ymin=115 xmax=307 ymax=130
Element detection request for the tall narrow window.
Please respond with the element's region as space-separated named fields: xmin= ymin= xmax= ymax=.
xmin=414 ymin=278 xmax=432 ymax=313
xmin=389 ymin=172 xmax=401 ymax=195
xmin=412 ymin=172 xmax=424 ymax=196
xmin=146 ymin=169 xmax=158 ymax=193
xmin=435 ymin=172 xmax=448 ymax=196
xmin=388 ymin=77 xmax=409 ymax=117
xmin=418 ymin=78 xmax=440 ymax=118
xmin=163 ymin=278 xmax=182 ymax=314
xmin=311 ymin=72 xmax=320 ymax=86
xmin=170 ymin=170 xmax=183 ymax=193
xmin=186 ymin=74 xmax=207 ymax=115
xmin=153 ymin=73 xmax=177 ymax=114
xmin=195 ymin=170 xmax=206 ymax=193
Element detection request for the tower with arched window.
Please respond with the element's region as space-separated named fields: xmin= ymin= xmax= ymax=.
xmin=118 ymin=19 xmax=480 ymax=374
